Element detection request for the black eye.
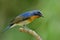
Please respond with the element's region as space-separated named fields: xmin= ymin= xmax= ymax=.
xmin=37 ymin=12 xmax=42 ymax=15
xmin=33 ymin=11 xmax=41 ymax=16
xmin=37 ymin=12 xmax=40 ymax=13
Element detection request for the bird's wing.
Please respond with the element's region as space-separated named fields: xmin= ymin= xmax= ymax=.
xmin=11 ymin=16 xmax=24 ymax=24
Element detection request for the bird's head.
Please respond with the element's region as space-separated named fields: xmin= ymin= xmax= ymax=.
xmin=31 ymin=10 xmax=43 ymax=18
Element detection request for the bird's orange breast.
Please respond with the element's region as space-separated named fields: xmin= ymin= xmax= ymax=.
xmin=28 ymin=16 xmax=40 ymax=22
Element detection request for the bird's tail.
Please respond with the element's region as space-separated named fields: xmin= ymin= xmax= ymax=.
xmin=2 ymin=26 xmax=11 ymax=32
xmin=2 ymin=23 xmax=14 ymax=32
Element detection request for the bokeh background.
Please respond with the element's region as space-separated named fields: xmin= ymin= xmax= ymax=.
xmin=0 ymin=0 xmax=60 ymax=40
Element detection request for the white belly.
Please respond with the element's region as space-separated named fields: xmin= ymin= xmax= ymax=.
xmin=10 ymin=20 xmax=30 ymax=28
xmin=17 ymin=20 xmax=30 ymax=26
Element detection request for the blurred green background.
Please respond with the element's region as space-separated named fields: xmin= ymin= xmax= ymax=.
xmin=0 ymin=0 xmax=60 ymax=40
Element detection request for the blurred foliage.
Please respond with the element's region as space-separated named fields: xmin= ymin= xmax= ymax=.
xmin=0 ymin=0 xmax=60 ymax=40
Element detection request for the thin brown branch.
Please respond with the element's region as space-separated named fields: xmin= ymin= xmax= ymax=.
xmin=19 ymin=28 xmax=42 ymax=40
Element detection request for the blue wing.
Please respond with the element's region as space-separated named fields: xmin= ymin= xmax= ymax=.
xmin=19 ymin=12 xmax=33 ymax=18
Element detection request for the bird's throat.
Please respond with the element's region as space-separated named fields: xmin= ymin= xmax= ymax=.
xmin=28 ymin=16 xmax=39 ymax=22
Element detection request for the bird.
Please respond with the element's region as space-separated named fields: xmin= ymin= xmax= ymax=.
xmin=3 ymin=10 xmax=43 ymax=32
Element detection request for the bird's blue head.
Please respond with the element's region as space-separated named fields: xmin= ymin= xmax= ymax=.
xmin=31 ymin=10 xmax=43 ymax=17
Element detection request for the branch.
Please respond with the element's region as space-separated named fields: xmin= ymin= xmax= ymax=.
xmin=19 ymin=28 xmax=42 ymax=40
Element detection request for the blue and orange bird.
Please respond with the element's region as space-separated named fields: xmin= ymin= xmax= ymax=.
xmin=3 ymin=10 xmax=43 ymax=32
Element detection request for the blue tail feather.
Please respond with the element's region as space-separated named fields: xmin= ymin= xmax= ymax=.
xmin=2 ymin=26 xmax=11 ymax=32
xmin=2 ymin=23 xmax=13 ymax=32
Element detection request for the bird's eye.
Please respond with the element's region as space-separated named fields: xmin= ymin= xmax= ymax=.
xmin=37 ymin=12 xmax=40 ymax=13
